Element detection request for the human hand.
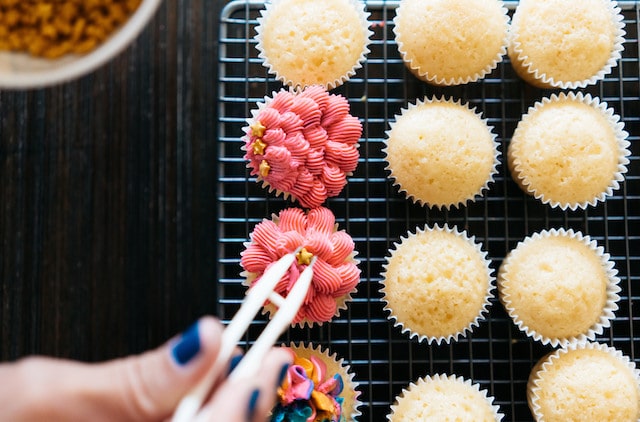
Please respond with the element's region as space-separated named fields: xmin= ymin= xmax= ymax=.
xmin=0 ymin=317 xmax=292 ymax=422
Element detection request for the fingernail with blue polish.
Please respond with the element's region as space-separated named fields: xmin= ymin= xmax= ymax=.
xmin=228 ymin=354 xmax=243 ymax=375
xmin=247 ymin=388 xmax=260 ymax=422
xmin=277 ymin=363 xmax=289 ymax=386
xmin=171 ymin=321 xmax=201 ymax=365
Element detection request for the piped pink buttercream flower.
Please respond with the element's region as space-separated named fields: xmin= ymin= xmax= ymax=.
xmin=243 ymin=86 xmax=361 ymax=209
xmin=241 ymin=207 xmax=360 ymax=325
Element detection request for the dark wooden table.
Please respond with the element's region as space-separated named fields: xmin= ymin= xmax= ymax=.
xmin=1 ymin=1 xmax=223 ymax=361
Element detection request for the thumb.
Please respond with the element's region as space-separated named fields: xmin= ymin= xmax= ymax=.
xmin=96 ymin=316 xmax=226 ymax=421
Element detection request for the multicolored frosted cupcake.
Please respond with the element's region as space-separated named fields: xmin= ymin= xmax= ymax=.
xmin=241 ymin=207 xmax=360 ymax=326
xmin=272 ymin=343 xmax=361 ymax=422
xmin=393 ymin=0 xmax=509 ymax=85
xmin=388 ymin=374 xmax=503 ymax=421
xmin=381 ymin=224 xmax=494 ymax=345
xmin=528 ymin=342 xmax=640 ymax=421
xmin=384 ymin=97 xmax=499 ymax=209
xmin=508 ymin=92 xmax=630 ymax=210
xmin=498 ymin=228 xmax=620 ymax=347
xmin=256 ymin=0 xmax=372 ymax=89
xmin=243 ymin=86 xmax=361 ymax=209
xmin=508 ymin=0 xmax=625 ymax=89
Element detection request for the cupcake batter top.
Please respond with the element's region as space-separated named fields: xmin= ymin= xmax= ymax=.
xmin=258 ymin=0 xmax=369 ymax=88
xmin=499 ymin=235 xmax=609 ymax=340
xmin=509 ymin=99 xmax=620 ymax=206
xmin=510 ymin=0 xmax=618 ymax=84
xmin=390 ymin=375 xmax=499 ymax=421
xmin=394 ymin=0 xmax=508 ymax=84
xmin=532 ymin=348 xmax=640 ymax=421
xmin=385 ymin=99 xmax=496 ymax=208
xmin=383 ymin=227 xmax=491 ymax=341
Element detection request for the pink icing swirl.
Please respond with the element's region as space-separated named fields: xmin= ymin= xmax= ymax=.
xmin=240 ymin=206 xmax=360 ymax=324
xmin=243 ymin=86 xmax=361 ymax=209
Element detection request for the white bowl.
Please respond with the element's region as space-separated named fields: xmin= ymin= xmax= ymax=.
xmin=0 ymin=0 xmax=163 ymax=90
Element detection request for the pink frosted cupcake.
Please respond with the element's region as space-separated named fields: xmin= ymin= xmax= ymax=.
xmin=243 ymin=86 xmax=361 ymax=209
xmin=241 ymin=206 xmax=360 ymax=326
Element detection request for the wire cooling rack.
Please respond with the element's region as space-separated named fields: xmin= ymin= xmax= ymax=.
xmin=217 ymin=1 xmax=640 ymax=420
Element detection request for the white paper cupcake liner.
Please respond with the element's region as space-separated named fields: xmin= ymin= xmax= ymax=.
xmin=508 ymin=92 xmax=631 ymax=211
xmin=241 ymin=210 xmax=360 ymax=328
xmin=387 ymin=374 xmax=504 ymax=421
xmin=381 ymin=224 xmax=494 ymax=345
xmin=383 ymin=96 xmax=500 ymax=210
xmin=255 ymin=0 xmax=372 ymax=90
xmin=527 ymin=342 xmax=640 ymax=421
xmin=279 ymin=342 xmax=362 ymax=421
xmin=508 ymin=0 xmax=625 ymax=89
xmin=498 ymin=228 xmax=621 ymax=347
xmin=393 ymin=0 xmax=509 ymax=86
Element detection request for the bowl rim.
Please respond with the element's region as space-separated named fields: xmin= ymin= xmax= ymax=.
xmin=0 ymin=0 xmax=163 ymax=90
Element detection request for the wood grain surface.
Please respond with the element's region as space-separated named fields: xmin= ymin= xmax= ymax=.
xmin=1 ymin=0 xmax=222 ymax=362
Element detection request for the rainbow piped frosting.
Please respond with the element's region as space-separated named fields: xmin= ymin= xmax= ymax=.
xmin=243 ymin=86 xmax=361 ymax=209
xmin=272 ymin=348 xmax=346 ymax=422
xmin=241 ymin=206 xmax=360 ymax=324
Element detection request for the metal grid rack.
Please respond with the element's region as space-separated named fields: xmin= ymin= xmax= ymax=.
xmin=217 ymin=1 xmax=640 ymax=420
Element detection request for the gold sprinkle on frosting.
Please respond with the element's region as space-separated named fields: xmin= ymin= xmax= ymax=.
xmin=252 ymin=139 xmax=267 ymax=155
xmin=296 ymin=247 xmax=314 ymax=265
xmin=259 ymin=159 xmax=271 ymax=177
xmin=250 ymin=121 xmax=267 ymax=138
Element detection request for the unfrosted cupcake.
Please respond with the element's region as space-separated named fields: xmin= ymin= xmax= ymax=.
xmin=384 ymin=97 xmax=499 ymax=209
xmin=381 ymin=224 xmax=493 ymax=345
xmin=272 ymin=342 xmax=361 ymax=422
xmin=498 ymin=228 xmax=620 ymax=347
xmin=528 ymin=342 xmax=640 ymax=421
xmin=256 ymin=0 xmax=372 ymax=89
xmin=388 ymin=374 xmax=503 ymax=421
xmin=393 ymin=0 xmax=509 ymax=85
xmin=241 ymin=207 xmax=360 ymax=326
xmin=243 ymin=86 xmax=361 ymax=209
xmin=508 ymin=92 xmax=630 ymax=210
xmin=508 ymin=0 xmax=625 ymax=89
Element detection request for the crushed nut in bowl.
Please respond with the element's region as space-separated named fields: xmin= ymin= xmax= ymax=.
xmin=0 ymin=0 xmax=162 ymax=89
